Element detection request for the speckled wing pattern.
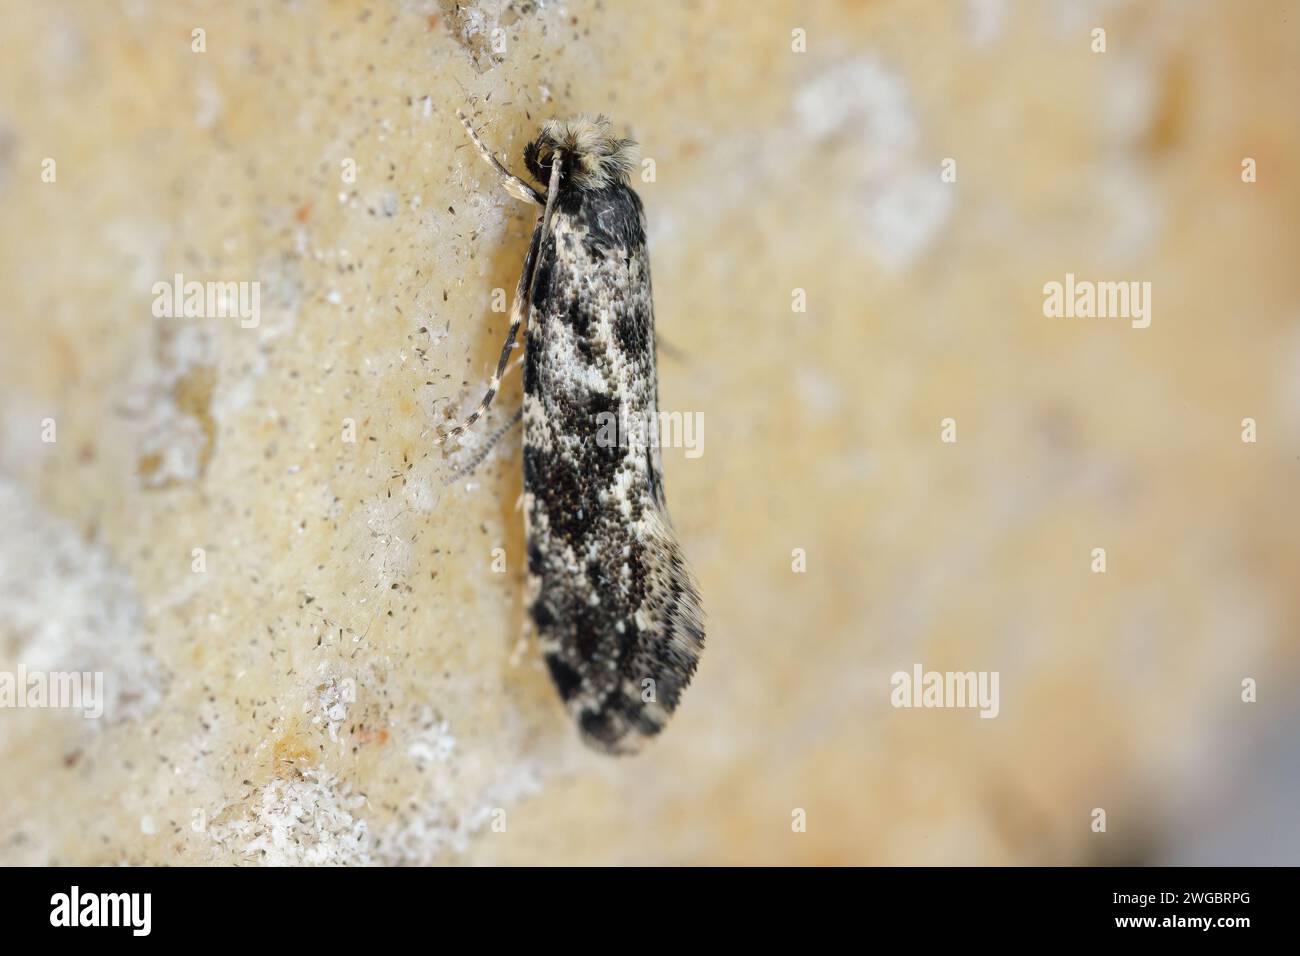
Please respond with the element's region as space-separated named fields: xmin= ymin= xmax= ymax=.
xmin=522 ymin=182 xmax=704 ymax=754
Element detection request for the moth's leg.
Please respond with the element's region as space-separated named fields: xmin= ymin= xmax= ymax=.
xmin=434 ymin=156 xmax=564 ymax=446
xmin=433 ymin=258 xmax=530 ymax=446
xmin=443 ymin=405 xmax=523 ymax=485
xmin=456 ymin=109 xmax=545 ymax=206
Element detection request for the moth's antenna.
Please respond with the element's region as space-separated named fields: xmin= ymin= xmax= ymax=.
xmin=442 ymin=405 xmax=523 ymax=486
xmin=526 ymin=154 xmax=563 ymax=305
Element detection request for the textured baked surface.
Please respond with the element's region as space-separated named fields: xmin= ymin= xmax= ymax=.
xmin=1 ymin=0 xmax=1298 ymax=864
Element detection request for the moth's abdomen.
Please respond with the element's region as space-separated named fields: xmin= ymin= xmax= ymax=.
xmin=522 ymin=182 xmax=704 ymax=754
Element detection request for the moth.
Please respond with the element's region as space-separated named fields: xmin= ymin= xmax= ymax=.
xmin=437 ymin=110 xmax=705 ymax=754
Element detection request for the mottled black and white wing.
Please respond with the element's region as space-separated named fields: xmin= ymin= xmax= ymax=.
xmin=523 ymin=179 xmax=704 ymax=754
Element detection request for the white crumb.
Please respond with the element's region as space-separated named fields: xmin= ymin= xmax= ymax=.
xmin=210 ymin=767 xmax=370 ymax=866
xmin=0 ymin=477 xmax=165 ymax=729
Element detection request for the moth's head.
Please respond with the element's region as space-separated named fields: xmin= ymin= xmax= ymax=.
xmin=524 ymin=116 xmax=637 ymax=191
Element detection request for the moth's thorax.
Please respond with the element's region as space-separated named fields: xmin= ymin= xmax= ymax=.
xmin=549 ymin=182 xmax=648 ymax=254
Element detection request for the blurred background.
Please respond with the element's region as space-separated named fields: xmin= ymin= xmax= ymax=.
xmin=1 ymin=0 xmax=1297 ymax=865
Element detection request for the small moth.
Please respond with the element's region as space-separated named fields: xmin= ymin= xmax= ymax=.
xmin=439 ymin=110 xmax=705 ymax=754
